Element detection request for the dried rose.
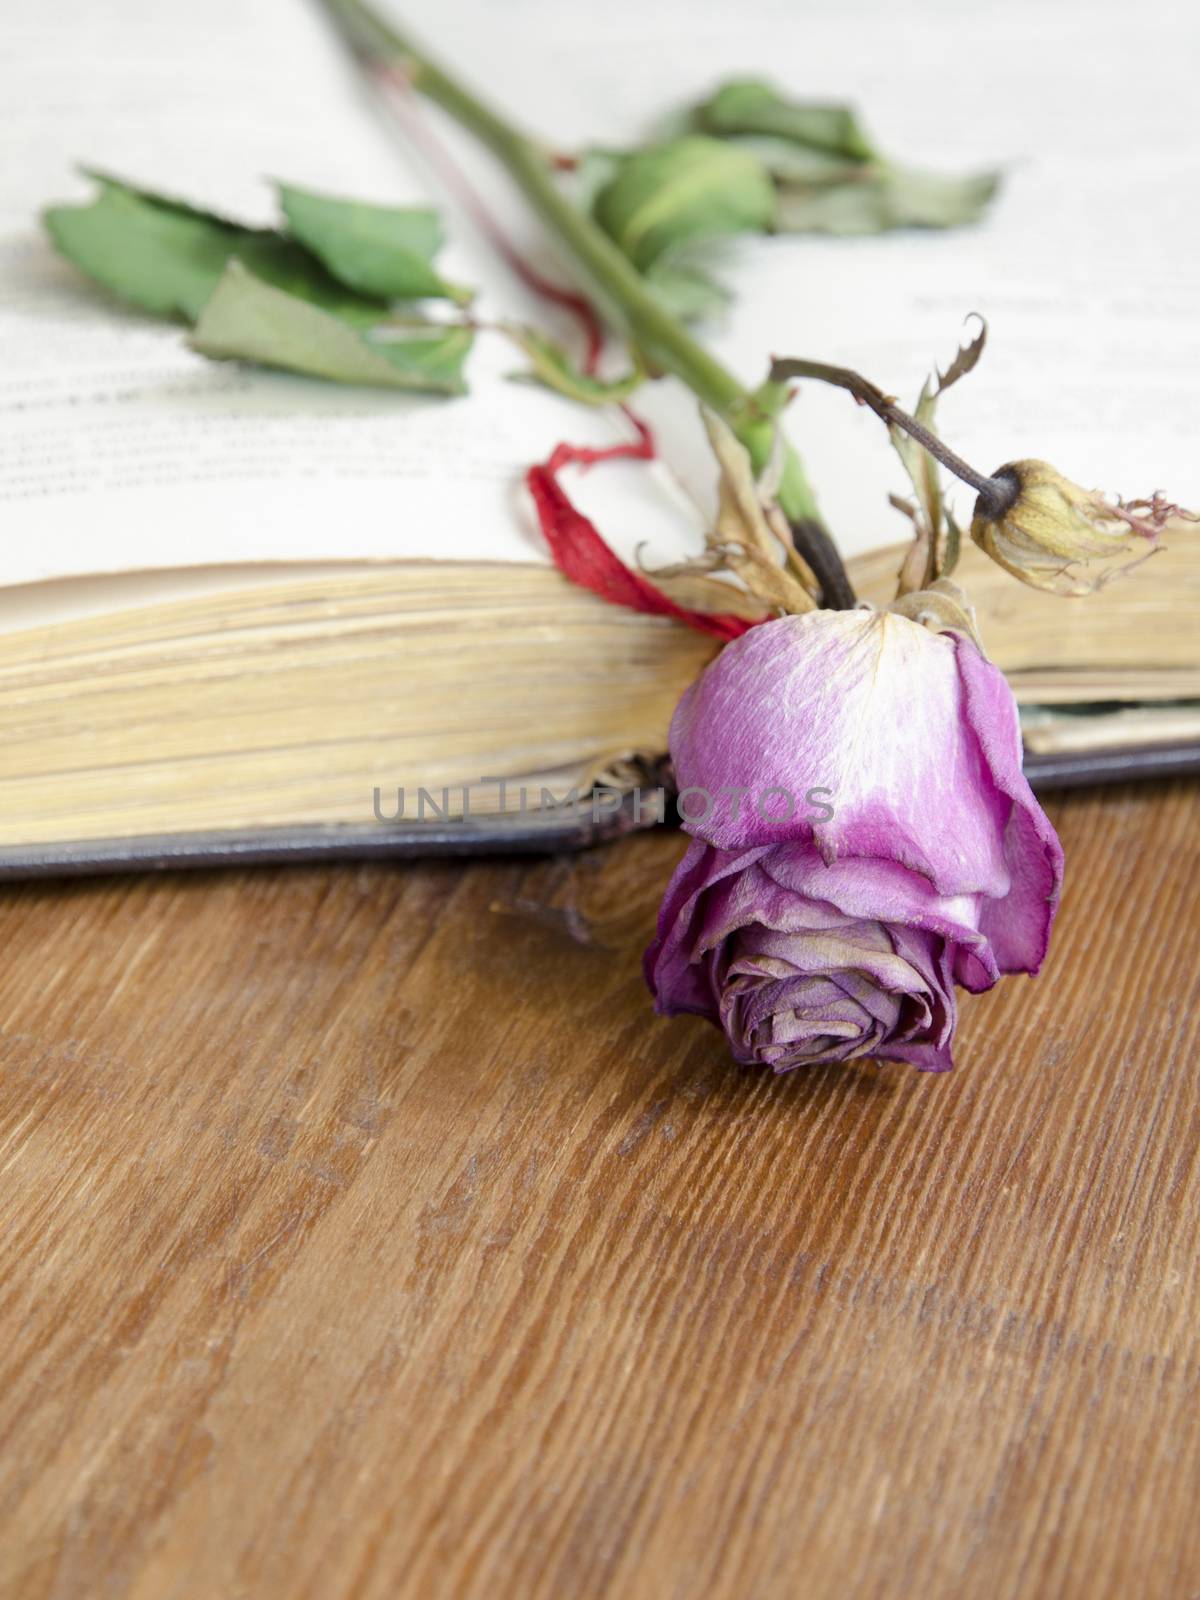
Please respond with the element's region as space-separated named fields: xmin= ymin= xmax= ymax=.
xmin=645 ymin=609 xmax=1063 ymax=1072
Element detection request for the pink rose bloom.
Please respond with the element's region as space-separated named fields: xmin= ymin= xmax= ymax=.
xmin=645 ymin=610 xmax=1064 ymax=1072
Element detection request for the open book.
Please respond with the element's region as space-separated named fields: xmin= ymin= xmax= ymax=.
xmin=3 ymin=0 xmax=1198 ymax=875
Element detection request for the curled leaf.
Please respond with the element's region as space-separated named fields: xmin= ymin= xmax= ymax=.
xmin=704 ymin=408 xmax=818 ymax=612
xmin=46 ymin=171 xmax=475 ymax=393
xmin=695 ymin=79 xmax=875 ymax=161
xmin=686 ymin=78 xmax=999 ymax=236
xmin=504 ymin=324 xmax=645 ymax=405
xmin=277 ymin=182 xmax=471 ymax=304
xmin=934 ymin=313 xmax=987 ymax=394
xmin=889 ymin=318 xmax=988 ymax=591
xmin=191 ymin=261 xmax=472 ymax=392
xmin=887 ymin=578 xmax=984 ymax=650
xmin=643 ymin=409 xmax=817 ymax=616
xmin=45 ymin=173 xmax=376 ymax=324
xmin=774 ymin=166 xmax=1000 ymax=236
xmin=645 ymin=570 xmax=771 ymax=622
xmin=889 ymin=377 xmax=942 ymax=593
xmin=591 ymin=136 xmax=775 ymax=309
xmin=890 ymin=495 xmax=934 ymax=596
xmin=943 ymin=507 xmax=964 ymax=578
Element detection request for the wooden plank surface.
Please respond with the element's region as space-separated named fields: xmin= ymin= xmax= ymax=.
xmin=1 ymin=781 xmax=1197 ymax=1600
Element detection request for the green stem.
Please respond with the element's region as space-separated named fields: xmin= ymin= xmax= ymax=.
xmin=318 ymin=0 xmax=856 ymax=606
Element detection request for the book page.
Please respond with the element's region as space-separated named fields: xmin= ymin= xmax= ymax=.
xmin=2 ymin=0 xmax=1199 ymax=599
xmin=0 ymin=0 xmax=702 ymax=600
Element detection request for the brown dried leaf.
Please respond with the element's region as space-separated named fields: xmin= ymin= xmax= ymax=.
xmin=888 ymin=577 xmax=985 ymax=651
xmin=933 ymin=313 xmax=987 ymax=397
xmin=889 ymin=317 xmax=988 ymax=594
xmin=699 ymin=408 xmax=818 ymax=612
xmin=646 ymin=570 xmax=771 ymax=621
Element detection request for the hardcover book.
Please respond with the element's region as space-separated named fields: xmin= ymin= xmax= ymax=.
xmin=2 ymin=0 xmax=1196 ymax=876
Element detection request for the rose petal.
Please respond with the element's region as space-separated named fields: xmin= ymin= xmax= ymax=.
xmin=669 ymin=611 xmax=1014 ymax=897
xmin=953 ymin=635 xmax=1065 ymax=974
xmin=760 ymin=845 xmax=997 ymax=986
xmin=644 ymin=839 xmax=769 ymax=1016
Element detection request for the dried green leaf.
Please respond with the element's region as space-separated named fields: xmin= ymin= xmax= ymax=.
xmin=684 ymin=77 xmax=999 ymax=236
xmin=718 ymin=136 xmax=863 ymax=186
xmin=573 ymin=147 xmax=730 ymax=320
xmin=364 ymin=322 xmax=474 ymax=393
xmin=891 ymin=495 xmax=932 ymax=596
xmin=942 ymin=507 xmax=964 ymax=578
xmin=569 ymin=148 xmax=626 ymax=211
xmin=591 ymin=136 xmax=776 ymax=271
xmin=44 ymin=173 xmax=388 ymax=325
xmin=889 ymin=320 xmax=989 ymax=590
xmin=644 ymin=258 xmax=730 ymax=322
xmin=890 ymin=377 xmax=942 ymax=549
xmin=679 ymin=408 xmax=816 ymax=614
xmin=191 ymin=261 xmax=472 ymax=392
xmin=695 ymin=79 xmax=876 ymax=162
xmin=504 ymin=324 xmax=644 ymax=405
xmin=278 ymin=182 xmax=471 ymax=304
xmin=775 ymin=164 xmax=1000 ymax=235
xmin=933 ymin=313 xmax=988 ymax=396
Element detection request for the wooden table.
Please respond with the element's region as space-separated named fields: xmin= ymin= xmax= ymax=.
xmin=1 ymin=780 xmax=1197 ymax=1599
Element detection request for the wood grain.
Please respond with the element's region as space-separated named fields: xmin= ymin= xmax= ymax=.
xmin=1 ymin=781 xmax=1197 ymax=1600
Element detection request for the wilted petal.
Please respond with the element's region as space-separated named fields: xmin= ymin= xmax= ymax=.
xmin=644 ymin=838 xmax=769 ymax=1014
xmin=759 ymin=845 xmax=997 ymax=988
xmin=730 ymin=923 xmax=921 ymax=994
xmin=669 ymin=610 xmax=1014 ymax=898
xmin=952 ymin=634 xmax=1064 ymax=973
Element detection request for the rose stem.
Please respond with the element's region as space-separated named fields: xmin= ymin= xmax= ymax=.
xmin=317 ymin=0 xmax=858 ymax=608
xmin=769 ymin=357 xmax=1020 ymax=520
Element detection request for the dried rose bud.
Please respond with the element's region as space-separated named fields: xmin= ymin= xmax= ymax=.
xmin=971 ymin=459 xmax=1197 ymax=595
